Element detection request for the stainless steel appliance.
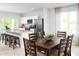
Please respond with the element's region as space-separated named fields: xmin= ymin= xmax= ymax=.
xmin=27 ymin=18 xmax=44 ymax=37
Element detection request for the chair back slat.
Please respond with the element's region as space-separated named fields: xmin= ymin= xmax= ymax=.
xmin=23 ymin=38 xmax=29 ymax=56
xmin=57 ymin=31 xmax=66 ymax=39
xmin=65 ymin=35 xmax=73 ymax=56
xmin=28 ymin=40 xmax=37 ymax=56
xmin=29 ymin=33 xmax=38 ymax=40
xmin=28 ymin=33 xmax=38 ymax=56
xmin=58 ymin=39 xmax=67 ymax=56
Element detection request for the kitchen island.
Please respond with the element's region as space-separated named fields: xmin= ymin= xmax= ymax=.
xmin=4 ymin=29 xmax=34 ymax=48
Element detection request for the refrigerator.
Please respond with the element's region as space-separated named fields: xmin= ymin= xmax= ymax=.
xmin=26 ymin=18 xmax=44 ymax=38
xmin=34 ymin=18 xmax=44 ymax=38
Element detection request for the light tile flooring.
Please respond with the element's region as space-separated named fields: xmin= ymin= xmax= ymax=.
xmin=0 ymin=43 xmax=25 ymax=56
xmin=0 ymin=43 xmax=79 ymax=56
xmin=71 ymin=46 xmax=79 ymax=56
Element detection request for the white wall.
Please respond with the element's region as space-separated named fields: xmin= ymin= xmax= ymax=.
xmin=43 ymin=8 xmax=56 ymax=35
xmin=43 ymin=8 xmax=50 ymax=34
xmin=23 ymin=8 xmax=43 ymax=19
xmin=49 ymin=8 xmax=56 ymax=35
xmin=23 ymin=8 xmax=56 ymax=35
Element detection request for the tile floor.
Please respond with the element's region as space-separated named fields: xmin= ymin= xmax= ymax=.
xmin=71 ymin=46 xmax=79 ymax=56
xmin=0 ymin=42 xmax=25 ymax=56
xmin=0 ymin=42 xmax=79 ymax=56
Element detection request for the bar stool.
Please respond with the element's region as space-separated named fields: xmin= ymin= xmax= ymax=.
xmin=1 ymin=33 xmax=6 ymax=43
xmin=14 ymin=36 xmax=20 ymax=48
xmin=5 ymin=34 xmax=10 ymax=45
xmin=9 ymin=36 xmax=15 ymax=49
xmin=9 ymin=35 xmax=20 ymax=49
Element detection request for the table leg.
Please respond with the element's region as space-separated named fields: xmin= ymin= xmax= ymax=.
xmin=46 ymin=49 xmax=50 ymax=56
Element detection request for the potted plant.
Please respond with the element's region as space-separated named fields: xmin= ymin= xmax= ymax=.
xmin=44 ymin=34 xmax=54 ymax=43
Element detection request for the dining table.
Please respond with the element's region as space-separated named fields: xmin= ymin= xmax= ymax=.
xmin=36 ymin=38 xmax=59 ymax=56
xmin=23 ymin=36 xmax=60 ymax=56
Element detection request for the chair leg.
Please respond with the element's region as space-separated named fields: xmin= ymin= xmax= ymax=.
xmin=0 ymin=36 xmax=1 ymax=42
xmin=1 ymin=35 xmax=4 ymax=43
xmin=15 ymin=39 xmax=20 ymax=48
xmin=2 ymin=37 xmax=4 ymax=43
xmin=68 ymin=51 xmax=71 ymax=56
xmin=5 ymin=36 xmax=7 ymax=45
xmin=18 ymin=39 xmax=20 ymax=48
xmin=13 ymin=39 xmax=15 ymax=49
xmin=9 ymin=38 xmax=11 ymax=47
xmin=25 ymin=52 xmax=27 ymax=56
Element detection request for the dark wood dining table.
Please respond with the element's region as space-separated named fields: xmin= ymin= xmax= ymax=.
xmin=36 ymin=38 xmax=59 ymax=56
xmin=23 ymin=37 xmax=59 ymax=56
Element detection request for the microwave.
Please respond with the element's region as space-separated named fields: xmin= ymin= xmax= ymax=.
xmin=27 ymin=19 xmax=33 ymax=24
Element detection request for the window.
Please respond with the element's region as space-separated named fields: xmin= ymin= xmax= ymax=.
xmin=60 ymin=11 xmax=77 ymax=35
xmin=0 ymin=17 xmax=16 ymax=30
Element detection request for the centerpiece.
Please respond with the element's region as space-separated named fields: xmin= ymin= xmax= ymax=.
xmin=44 ymin=34 xmax=54 ymax=43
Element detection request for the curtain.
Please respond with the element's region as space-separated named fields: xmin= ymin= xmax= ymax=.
xmin=55 ymin=4 xmax=79 ymax=46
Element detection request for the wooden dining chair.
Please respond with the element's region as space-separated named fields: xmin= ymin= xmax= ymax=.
xmin=65 ymin=35 xmax=73 ymax=56
xmin=23 ymin=39 xmax=37 ymax=56
xmin=29 ymin=33 xmax=39 ymax=56
xmin=51 ymin=39 xmax=67 ymax=56
xmin=23 ymin=38 xmax=29 ymax=56
xmin=54 ymin=31 xmax=66 ymax=50
xmin=57 ymin=31 xmax=66 ymax=39
xmin=9 ymin=35 xmax=20 ymax=49
xmin=23 ymin=33 xmax=38 ymax=56
xmin=29 ymin=33 xmax=47 ymax=56
xmin=28 ymin=40 xmax=37 ymax=56
xmin=58 ymin=39 xmax=67 ymax=56
xmin=29 ymin=33 xmax=38 ymax=40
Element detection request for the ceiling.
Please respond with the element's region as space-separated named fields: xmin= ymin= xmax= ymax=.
xmin=0 ymin=3 xmax=76 ymax=14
